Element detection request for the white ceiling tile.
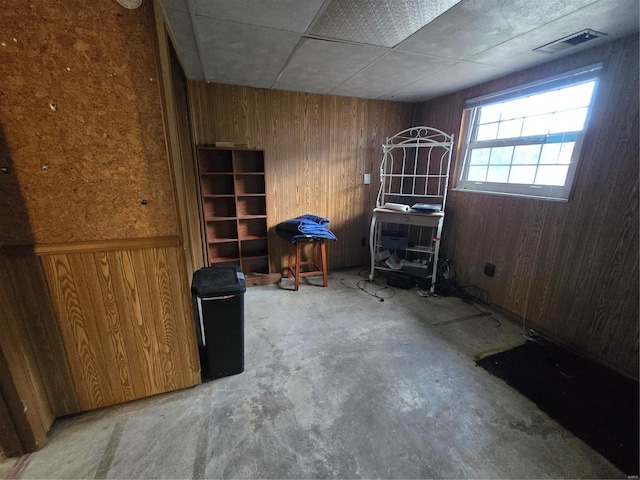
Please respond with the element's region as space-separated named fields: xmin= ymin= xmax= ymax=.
xmin=162 ymin=0 xmax=639 ymax=101
xmin=470 ymin=0 xmax=640 ymax=68
xmin=309 ymin=0 xmax=461 ymax=47
xmin=196 ymin=17 xmax=301 ymax=88
xmin=160 ymin=0 xmax=189 ymax=13
xmin=162 ymin=8 xmax=204 ymax=80
xmin=331 ymin=50 xmax=457 ymax=98
xmin=380 ymin=61 xmax=510 ymax=102
xmin=193 ymin=0 xmax=325 ymax=33
xmin=273 ymin=39 xmax=388 ymax=94
xmin=396 ymin=0 xmax=597 ymax=60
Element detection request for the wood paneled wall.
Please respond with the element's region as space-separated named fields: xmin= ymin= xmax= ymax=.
xmin=1 ymin=238 xmax=201 ymax=456
xmin=415 ymin=35 xmax=639 ymax=379
xmin=0 ymin=248 xmax=77 ymax=454
xmin=153 ymin=3 xmax=206 ymax=275
xmin=38 ymin=238 xmax=200 ymax=412
xmin=0 ymin=349 xmax=34 ymax=457
xmin=187 ymin=83 xmax=415 ymax=271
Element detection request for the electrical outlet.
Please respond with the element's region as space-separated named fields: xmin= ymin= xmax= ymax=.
xmin=484 ymin=263 xmax=495 ymax=277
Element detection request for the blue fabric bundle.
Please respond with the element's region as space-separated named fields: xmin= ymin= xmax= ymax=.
xmin=276 ymin=214 xmax=338 ymax=244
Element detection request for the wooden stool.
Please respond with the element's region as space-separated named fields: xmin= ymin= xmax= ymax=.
xmin=287 ymin=238 xmax=328 ymax=291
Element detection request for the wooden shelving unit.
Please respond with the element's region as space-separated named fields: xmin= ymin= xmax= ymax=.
xmin=196 ymin=147 xmax=270 ymax=279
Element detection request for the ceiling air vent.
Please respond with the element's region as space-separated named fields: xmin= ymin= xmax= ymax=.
xmin=534 ymin=29 xmax=607 ymax=54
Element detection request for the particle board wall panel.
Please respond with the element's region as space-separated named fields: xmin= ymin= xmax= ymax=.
xmin=39 ymin=239 xmax=200 ymax=412
xmin=0 ymin=0 xmax=179 ymax=245
xmin=414 ymin=35 xmax=639 ymax=378
xmin=187 ymin=81 xmax=414 ymax=271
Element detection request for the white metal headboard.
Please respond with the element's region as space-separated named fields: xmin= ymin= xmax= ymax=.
xmin=376 ymin=126 xmax=455 ymax=209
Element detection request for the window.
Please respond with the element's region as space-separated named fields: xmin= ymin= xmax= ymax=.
xmin=457 ymin=64 xmax=601 ymax=200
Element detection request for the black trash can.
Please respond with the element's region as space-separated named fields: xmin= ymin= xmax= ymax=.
xmin=191 ymin=265 xmax=246 ymax=380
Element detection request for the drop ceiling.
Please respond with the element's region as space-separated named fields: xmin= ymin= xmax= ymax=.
xmin=160 ymin=0 xmax=639 ymax=103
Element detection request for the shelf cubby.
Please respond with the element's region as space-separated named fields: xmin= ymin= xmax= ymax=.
xmin=235 ymin=174 xmax=265 ymax=195
xmin=205 ymin=220 xmax=238 ymax=241
xmin=203 ymin=197 xmax=236 ymax=218
xmin=209 ymin=259 xmax=241 ymax=268
xmin=241 ymin=256 xmax=269 ymax=276
xmin=236 ymin=196 xmax=266 ymax=217
xmin=200 ymin=175 xmax=235 ymax=195
xmin=208 ymin=242 xmax=240 ymax=263
xmin=234 ymin=150 xmax=265 ymax=173
xmin=198 ymin=148 xmax=233 ymax=173
xmin=238 ymin=217 xmax=267 ymax=239
xmin=241 ymin=238 xmax=268 ymax=258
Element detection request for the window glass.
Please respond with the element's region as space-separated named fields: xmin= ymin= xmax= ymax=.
xmin=513 ymin=145 xmax=541 ymax=164
xmin=550 ymin=108 xmax=588 ymax=133
xmin=479 ymin=104 xmax=501 ymax=124
xmin=457 ymin=66 xmax=600 ymax=200
xmin=490 ymin=147 xmax=514 ymax=165
xmin=535 ymin=165 xmax=569 ymax=186
xmin=468 ymin=166 xmax=488 ymax=181
xmin=509 ymin=166 xmax=536 ymax=184
xmin=470 ymin=148 xmax=490 ymax=165
xmin=539 ymin=144 xmax=561 ymax=164
xmin=487 ymin=166 xmax=510 ymax=182
xmin=497 ymin=119 xmax=523 ymax=139
xmin=477 ymin=123 xmax=499 ymax=141
xmin=521 ymin=114 xmax=552 ymax=136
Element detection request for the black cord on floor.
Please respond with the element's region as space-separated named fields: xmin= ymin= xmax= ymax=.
xmin=340 ymin=277 xmax=396 ymax=302
xmin=432 ymin=262 xmax=502 ymax=328
xmin=357 ymin=267 xmax=380 ymax=280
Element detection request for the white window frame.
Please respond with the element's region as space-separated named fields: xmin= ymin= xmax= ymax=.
xmin=455 ymin=64 xmax=602 ymax=201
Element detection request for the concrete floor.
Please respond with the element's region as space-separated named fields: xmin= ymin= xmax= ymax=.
xmin=4 ymin=268 xmax=624 ymax=479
